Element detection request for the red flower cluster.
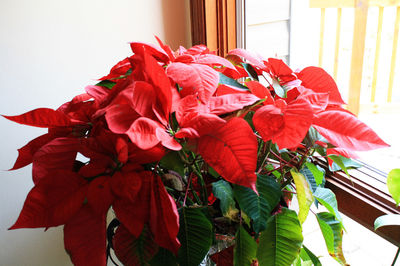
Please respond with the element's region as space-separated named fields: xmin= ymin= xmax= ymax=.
xmin=4 ymin=38 xmax=388 ymax=266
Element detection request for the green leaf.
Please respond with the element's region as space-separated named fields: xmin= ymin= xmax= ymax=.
xmin=242 ymin=63 xmax=259 ymax=81
xmin=313 ymin=187 xmax=341 ymax=221
xmin=150 ymin=248 xmax=177 ymax=266
xmin=330 ymin=155 xmax=361 ymax=172
xmin=387 ymin=169 xmax=400 ymax=206
xmin=212 ymin=180 xmax=239 ymax=220
xmin=160 ymin=151 xmax=185 ymax=177
xmin=327 ymin=155 xmax=349 ymax=176
xmin=233 ymin=175 xmax=281 ymax=233
xmin=316 ymin=212 xmax=346 ymax=265
xmin=257 ymin=208 xmax=303 ymax=266
xmin=95 ymin=80 xmax=115 ymax=89
xmin=300 ymin=166 xmax=321 ymax=193
xmin=374 ymin=214 xmax=400 ymax=230
xmin=234 ymin=226 xmax=257 ymax=266
xmin=272 ymin=79 xmax=286 ymax=98
xmin=178 ymin=207 xmax=213 ymax=266
xmin=208 ymin=166 xmax=220 ymax=178
xmin=300 ymin=245 xmax=322 ymax=266
xmin=219 ymin=73 xmax=248 ymax=90
xmin=305 ymin=162 xmax=324 ymax=187
xmin=114 ymin=224 xmax=159 ymax=266
xmin=291 ymin=169 xmax=313 ymax=224
xmin=304 ymin=127 xmax=326 ymax=148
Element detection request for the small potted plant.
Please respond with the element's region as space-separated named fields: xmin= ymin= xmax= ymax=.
xmin=4 ymin=37 xmax=389 ymax=266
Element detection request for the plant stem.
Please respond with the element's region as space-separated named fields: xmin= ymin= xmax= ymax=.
xmin=183 ymin=174 xmax=192 ymax=207
xmin=190 ymin=157 xmax=208 ymax=204
xmin=391 ymin=247 xmax=400 ymax=266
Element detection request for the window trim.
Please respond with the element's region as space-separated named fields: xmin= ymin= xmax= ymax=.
xmin=190 ymin=0 xmax=400 ymax=247
xmin=190 ymin=0 xmax=238 ymax=56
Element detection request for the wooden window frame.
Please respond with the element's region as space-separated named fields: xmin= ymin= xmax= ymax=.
xmin=190 ymin=0 xmax=238 ymax=56
xmin=190 ymin=0 xmax=400 ymax=247
xmin=315 ymin=159 xmax=400 ymax=246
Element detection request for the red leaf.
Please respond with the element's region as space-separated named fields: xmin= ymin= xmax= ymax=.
xmin=112 ymin=172 xmax=150 ymax=238
xmin=270 ymin=98 xmax=313 ymax=149
xmin=197 ymin=117 xmax=258 ymax=190
xmin=106 ymin=104 xmax=139 ymax=134
xmin=175 ymin=95 xmax=208 ymax=122
xmin=209 ymin=94 xmax=259 ymax=115
xmin=155 ymin=127 xmax=182 ymax=151
xmin=10 ymin=171 xmax=87 ymax=229
xmin=87 ymin=177 xmax=114 ymax=215
xmin=113 ymin=172 xmax=180 ymax=255
xmin=132 ymin=81 xmax=157 ymax=119
xmin=176 ymin=113 xmax=226 ymax=138
xmin=113 ymin=224 xmax=159 ymax=266
xmin=126 ymin=117 xmax=163 ymax=150
xmin=313 ymin=109 xmax=390 ymax=151
xmin=143 ymin=51 xmax=172 ymax=124
xmin=246 ymin=81 xmax=274 ymax=105
xmin=166 ymin=62 xmax=219 ymax=103
xmin=105 ymin=84 xmax=139 ymax=134
xmin=215 ymin=84 xmax=250 ymax=96
xmin=149 ymin=174 xmax=180 ymax=255
xmin=195 ymin=54 xmax=236 ymax=71
xmin=210 ymin=245 xmax=234 ymax=266
xmin=297 ymin=86 xmax=329 ymax=113
xmin=253 ymin=98 xmax=314 ymax=149
xmin=64 ymin=205 xmax=107 ymax=266
xmin=9 ymin=133 xmax=56 ymax=170
xmin=128 ymin=143 xmax=166 ymax=164
xmin=155 ymin=35 xmax=175 ymax=61
xmin=3 ymin=108 xmax=73 ymax=128
xmin=327 ymin=148 xmax=359 ymax=159
xmin=111 ymin=171 xmax=143 ymax=204
xmin=266 ymin=58 xmax=296 ymax=83
xmin=99 ymin=57 xmax=131 ymax=80
xmin=186 ymin=44 xmax=210 ymax=55
xmin=298 ymin=67 xmax=346 ymax=105
xmin=253 ymin=104 xmax=284 ymax=140
xmin=228 ymin=49 xmax=266 ymax=70
xmin=130 ymin=42 xmax=169 ymax=63
xmin=32 ymin=138 xmax=82 ymax=184
xmin=85 ymin=85 xmax=109 ymax=103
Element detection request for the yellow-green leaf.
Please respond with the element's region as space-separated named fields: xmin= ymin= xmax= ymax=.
xmin=316 ymin=212 xmax=347 ymax=265
xmin=387 ymin=169 xmax=400 ymax=206
xmin=234 ymin=226 xmax=257 ymax=266
xmin=291 ymin=169 xmax=313 ymax=224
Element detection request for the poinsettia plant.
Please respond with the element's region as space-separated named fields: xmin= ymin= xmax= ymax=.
xmin=4 ymin=37 xmax=389 ymax=266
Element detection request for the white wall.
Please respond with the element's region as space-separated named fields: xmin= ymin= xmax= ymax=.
xmin=0 ymin=0 xmax=190 ymax=265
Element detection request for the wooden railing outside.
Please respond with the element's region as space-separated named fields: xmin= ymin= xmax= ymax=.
xmin=310 ymin=0 xmax=400 ymax=115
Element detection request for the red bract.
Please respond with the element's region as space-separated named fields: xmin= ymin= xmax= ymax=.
xmin=197 ymin=117 xmax=258 ymax=191
xmin=4 ymin=37 xmax=390 ymax=266
xmin=297 ymin=66 xmax=346 ymax=105
xmin=253 ymin=98 xmax=314 ymax=149
xmin=313 ymin=108 xmax=389 ymax=151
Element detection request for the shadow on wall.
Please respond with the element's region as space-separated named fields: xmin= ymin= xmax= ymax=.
xmin=161 ymin=0 xmax=192 ymax=49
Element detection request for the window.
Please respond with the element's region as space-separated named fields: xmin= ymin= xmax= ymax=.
xmin=190 ymin=0 xmax=400 ymax=249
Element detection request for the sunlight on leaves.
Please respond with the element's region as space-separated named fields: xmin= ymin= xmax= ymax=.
xmin=291 ymin=169 xmax=313 ymax=224
xmin=387 ymin=169 xmax=400 ymax=206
